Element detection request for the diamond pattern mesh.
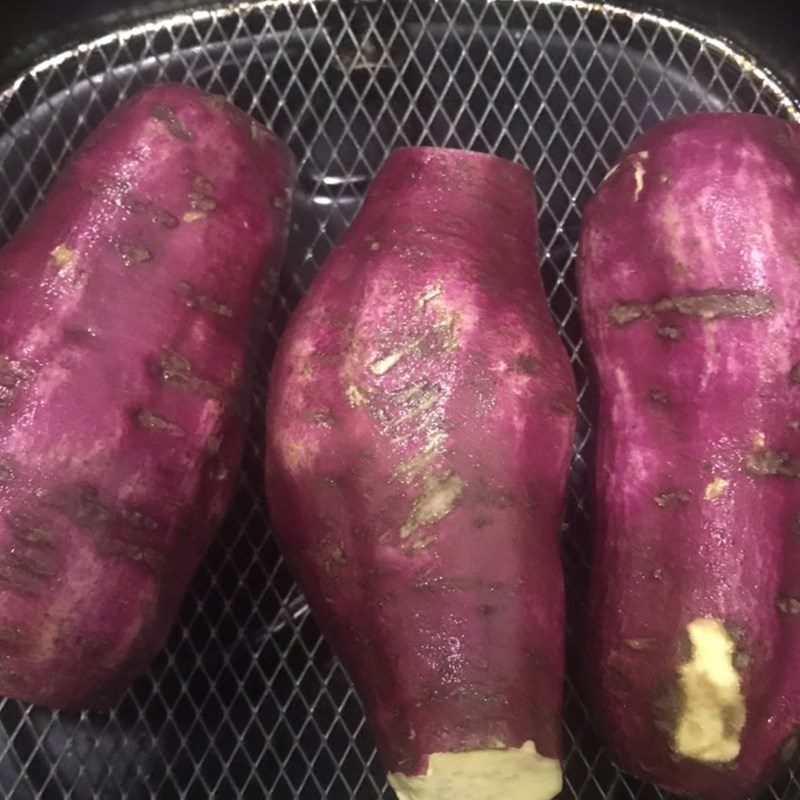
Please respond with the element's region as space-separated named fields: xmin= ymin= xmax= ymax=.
xmin=0 ymin=1 xmax=798 ymax=798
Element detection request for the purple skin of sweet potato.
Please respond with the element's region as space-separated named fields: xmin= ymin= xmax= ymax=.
xmin=0 ymin=83 xmax=293 ymax=709
xmin=579 ymin=113 xmax=800 ymax=799
xmin=266 ymin=148 xmax=575 ymax=799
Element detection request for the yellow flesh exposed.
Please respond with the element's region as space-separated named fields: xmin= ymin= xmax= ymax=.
xmin=674 ymin=618 xmax=746 ymax=763
xmin=388 ymin=741 xmax=562 ymax=800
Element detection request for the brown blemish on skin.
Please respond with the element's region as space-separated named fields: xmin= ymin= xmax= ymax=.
xmin=657 ymin=326 xmax=683 ymax=340
xmin=117 ymin=506 xmax=158 ymax=531
xmin=790 ymin=363 xmax=800 ymax=385
xmin=38 ymin=485 xmax=112 ymax=526
xmin=42 ymin=486 xmax=158 ymax=534
xmin=409 ymin=532 xmax=438 ymax=551
xmin=5 ymin=547 xmax=57 ymax=577
xmin=0 ymin=356 xmax=28 ymax=409
xmin=81 ymin=179 xmax=106 ymax=195
xmin=732 ymin=651 xmax=751 ymax=672
xmin=320 ymin=538 xmax=347 ymax=573
xmin=777 ymin=597 xmax=800 ymax=615
xmin=189 ymin=194 xmax=216 ymax=212
xmin=95 ymin=537 xmax=165 ymax=573
xmin=206 ymin=435 xmax=222 ymax=456
xmin=655 ymin=488 xmax=692 ymax=508
xmin=214 ymin=465 xmax=229 ymax=481
xmin=273 ymin=187 xmax=292 ymax=209
xmin=250 ymin=120 xmax=275 ymax=144
xmin=468 ymin=480 xmax=518 ymax=510
xmin=654 ymin=292 xmax=774 ymax=320
xmin=116 ymin=242 xmax=152 ymax=266
xmin=187 ymin=173 xmax=216 ymax=215
xmin=134 ymin=408 xmax=185 ymax=437
xmin=7 ymin=513 xmax=55 ymax=547
xmin=394 ymin=433 xmax=447 ymax=484
xmin=746 ymin=449 xmax=800 ymax=478
xmin=150 ymin=350 xmax=225 ymax=399
xmin=649 ymin=388 xmax=670 ymax=404
xmin=608 ymin=302 xmax=651 ymax=326
xmin=152 ymin=208 xmax=179 ymax=229
xmin=514 ymin=352 xmax=540 ymax=375
xmin=624 ymin=638 xmax=655 ymax=650
xmin=792 ymin=516 xmax=800 ymax=537
xmin=0 ymin=548 xmax=56 ymax=596
xmin=0 ymin=459 xmax=15 ymax=485
xmin=781 ymin=735 xmax=799 ymax=763
xmin=151 ymin=105 xmax=194 ymax=140
xmin=310 ymin=409 xmax=335 ymax=427
xmin=192 ymin=174 xmax=213 ymax=195
xmin=64 ymin=325 xmax=96 ymax=343
xmin=412 ymin=575 xmax=506 ymax=594
xmin=120 ymin=196 xmax=147 ymax=214
xmin=551 ymin=396 xmax=574 ymax=414
xmin=175 ymin=281 xmax=234 ymax=318
xmin=0 ymin=626 xmax=24 ymax=650
xmin=609 ymin=291 xmax=775 ymax=327
xmin=206 ymin=94 xmax=227 ymax=111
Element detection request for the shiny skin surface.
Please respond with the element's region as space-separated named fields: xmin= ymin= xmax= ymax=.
xmin=579 ymin=113 xmax=800 ymax=799
xmin=266 ymin=147 xmax=575 ymax=780
xmin=0 ymin=83 xmax=293 ymax=709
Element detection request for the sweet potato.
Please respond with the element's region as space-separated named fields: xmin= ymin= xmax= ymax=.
xmin=266 ymin=147 xmax=575 ymax=800
xmin=578 ymin=112 xmax=800 ymax=798
xmin=0 ymin=83 xmax=293 ymax=709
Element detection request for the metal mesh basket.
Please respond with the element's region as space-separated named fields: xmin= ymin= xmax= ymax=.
xmin=1 ymin=1 xmax=799 ymax=798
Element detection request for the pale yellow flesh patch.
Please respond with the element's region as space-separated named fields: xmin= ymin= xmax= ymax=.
xmin=703 ymin=477 xmax=729 ymax=501
xmin=346 ymin=384 xmax=368 ymax=408
xmin=388 ymin=741 xmax=562 ymax=800
xmin=370 ymin=351 xmax=404 ymax=376
xmin=399 ymin=472 xmax=464 ymax=539
xmin=417 ymin=282 xmax=443 ymax=308
xmin=278 ymin=438 xmax=314 ymax=476
xmin=49 ymin=244 xmax=76 ymax=268
xmin=632 ymin=152 xmax=649 ymax=201
xmin=674 ymin=618 xmax=745 ymax=763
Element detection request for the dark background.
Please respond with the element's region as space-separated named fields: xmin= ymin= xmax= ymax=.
xmin=1 ymin=0 xmax=800 ymax=97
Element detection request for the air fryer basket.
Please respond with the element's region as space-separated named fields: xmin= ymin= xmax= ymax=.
xmin=0 ymin=1 xmax=799 ymax=798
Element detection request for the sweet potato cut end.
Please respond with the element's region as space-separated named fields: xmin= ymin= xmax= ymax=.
xmin=388 ymin=741 xmax=562 ymax=800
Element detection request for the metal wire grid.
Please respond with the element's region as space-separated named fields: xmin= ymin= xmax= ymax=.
xmin=0 ymin=1 xmax=799 ymax=798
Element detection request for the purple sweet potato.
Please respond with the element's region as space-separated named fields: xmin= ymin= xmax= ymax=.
xmin=0 ymin=83 xmax=293 ymax=709
xmin=266 ymin=147 xmax=575 ymax=799
xmin=579 ymin=113 xmax=800 ymax=798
